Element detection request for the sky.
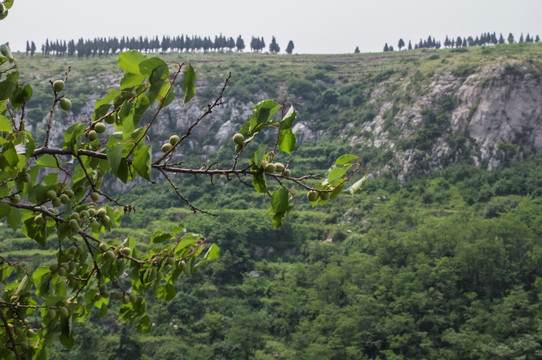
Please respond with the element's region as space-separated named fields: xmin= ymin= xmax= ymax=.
xmin=2 ymin=0 xmax=542 ymax=54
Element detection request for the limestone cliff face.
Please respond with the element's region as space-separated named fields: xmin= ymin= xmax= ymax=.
xmin=347 ymin=60 xmax=542 ymax=180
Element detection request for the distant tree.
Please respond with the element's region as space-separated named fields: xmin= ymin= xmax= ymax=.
xmin=30 ymin=41 xmax=36 ymax=56
xmin=389 ymin=45 xmax=394 ymax=51
xmin=526 ymin=34 xmax=532 ymax=42
xmin=25 ymin=41 xmax=30 ymax=55
xmin=398 ymin=38 xmax=405 ymax=50
xmin=536 ymin=35 xmax=540 ymax=43
xmin=260 ymin=37 xmax=265 ymax=52
xmin=235 ymin=35 xmax=245 ymax=52
xmin=499 ymin=33 xmax=505 ymax=44
xmin=383 ymin=43 xmax=389 ymax=52
xmin=519 ymin=33 xmax=524 ymax=43
xmin=354 ymin=46 xmax=360 ymax=53
xmin=286 ymin=40 xmax=294 ymax=54
xmin=269 ymin=36 xmax=280 ymax=53
xmin=508 ymin=33 xmax=515 ymax=44
xmin=408 ymin=40 xmax=412 ymax=50
xmin=444 ymin=35 xmax=450 ymax=48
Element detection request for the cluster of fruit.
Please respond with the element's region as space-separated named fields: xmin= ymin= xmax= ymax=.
xmin=53 ymin=80 xmax=72 ymax=111
xmin=232 ymin=132 xmax=292 ymax=176
xmin=161 ymin=134 xmax=180 ymax=153
xmin=307 ymin=189 xmax=330 ymax=202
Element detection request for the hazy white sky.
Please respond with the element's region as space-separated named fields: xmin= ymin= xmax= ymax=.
xmin=2 ymin=0 xmax=541 ymax=53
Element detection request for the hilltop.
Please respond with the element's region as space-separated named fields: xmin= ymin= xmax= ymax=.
xmin=15 ymin=43 xmax=542 ymax=181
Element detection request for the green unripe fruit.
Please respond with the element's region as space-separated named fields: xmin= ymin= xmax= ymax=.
xmin=47 ymin=190 xmax=57 ymax=200
xmin=59 ymin=307 xmax=70 ymax=318
xmin=10 ymin=194 xmax=20 ymax=204
xmin=319 ymin=191 xmax=331 ymax=201
xmin=102 ymin=291 xmax=109 ymax=298
xmin=122 ymin=295 xmax=130 ymax=304
xmin=161 ymin=143 xmax=172 ymax=153
xmin=104 ymin=250 xmax=115 ymax=261
xmin=69 ymin=246 xmax=78 ymax=255
xmin=58 ymin=267 xmax=67 ymax=277
xmin=129 ymin=294 xmax=137 ymax=303
xmin=169 ymin=135 xmax=180 ymax=146
xmin=121 ymin=247 xmax=131 ymax=256
xmin=105 ymin=113 xmax=116 ymax=124
xmin=97 ymin=208 xmax=107 ymax=217
xmin=59 ymin=98 xmax=72 ymax=111
xmin=99 ymin=284 xmax=107 ymax=293
xmin=166 ymin=256 xmax=175 ymax=266
xmin=65 ymin=189 xmax=74 ymax=197
xmin=87 ymin=130 xmax=98 ymax=141
xmin=265 ymin=163 xmax=276 ymax=174
xmin=79 ymin=210 xmax=89 ymax=219
xmin=235 ymin=144 xmax=242 ymax=153
xmin=99 ymin=242 xmax=108 ymax=252
xmin=307 ymin=190 xmax=319 ymax=202
xmin=76 ymin=246 xmax=84 ymax=256
xmin=49 ymin=263 xmax=59 ymax=272
xmin=34 ymin=214 xmax=45 ymax=225
xmin=46 ymin=309 xmax=57 ymax=320
xmin=52 ymin=197 xmax=62 ymax=207
xmin=233 ymin=133 xmax=245 ymax=145
xmin=90 ymin=192 xmax=100 ymax=202
xmin=274 ymin=162 xmax=285 ymax=173
xmin=60 ymin=194 xmax=70 ymax=204
xmin=22 ymin=173 xmax=32 ymax=183
xmin=53 ymin=80 xmax=64 ymax=92
xmin=114 ymin=292 xmax=123 ymax=300
xmin=69 ymin=219 xmax=79 ymax=231
xmin=283 ymin=169 xmax=291 ymax=177
xmin=101 ymin=215 xmax=111 ymax=225
xmin=94 ymin=122 xmax=106 ymax=133
xmin=88 ymin=208 xmax=96 ymax=217
xmin=27 ymin=329 xmax=35 ymax=337
xmin=70 ymin=212 xmax=80 ymax=221
xmin=68 ymin=261 xmax=76 ymax=272
xmin=93 ymin=292 xmax=102 ymax=302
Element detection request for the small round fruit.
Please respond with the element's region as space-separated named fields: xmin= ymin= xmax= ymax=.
xmin=105 ymin=113 xmax=116 ymax=124
xmin=93 ymin=292 xmax=102 ymax=301
xmin=319 ymin=191 xmax=331 ymax=201
xmin=166 ymin=256 xmax=175 ymax=266
xmin=88 ymin=208 xmax=96 ymax=217
xmin=114 ymin=292 xmax=123 ymax=300
xmin=94 ymin=122 xmax=106 ymax=133
xmin=265 ymin=163 xmax=276 ymax=174
xmin=307 ymin=190 xmax=319 ymax=202
xmin=53 ymin=80 xmax=64 ymax=92
xmin=121 ymin=247 xmax=131 ymax=256
xmin=52 ymin=197 xmax=62 ymax=207
xmin=69 ymin=219 xmax=80 ymax=232
xmin=283 ymin=169 xmax=291 ymax=177
xmin=22 ymin=173 xmax=32 ymax=183
xmin=79 ymin=210 xmax=89 ymax=219
xmin=46 ymin=309 xmax=57 ymax=320
xmin=104 ymin=250 xmax=115 ymax=261
xmin=49 ymin=263 xmax=59 ymax=272
xmin=169 ymin=135 xmax=180 ymax=146
xmin=65 ymin=189 xmax=74 ymax=197
xmin=90 ymin=192 xmax=100 ymax=202
xmin=59 ymin=98 xmax=72 ymax=111
xmin=129 ymin=294 xmax=137 ymax=303
xmin=34 ymin=214 xmax=45 ymax=225
xmin=10 ymin=194 xmax=20 ymax=204
xmin=97 ymin=208 xmax=107 ymax=217
xmin=99 ymin=242 xmax=108 ymax=252
xmin=122 ymin=295 xmax=130 ymax=304
xmin=60 ymin=194 xmax=70 ymax=204
xmin=70 ymin=212 xmax=80 ymax=220
xmin=59 ymin=307 xmax=70 ymax=318
xmin=161 ymin=143 xmax=172 ymax=153
xmin=99 ymin=284 xmax=107 ymax=293
xmin=101 ymin=215 xmax=110 ymax=225
xmin=235 ymin=144 xmax=242 ymax=153
xmin=233 ymin=133 xmax=244 ymax=145
xmin=274 ymin=162 xmax=285 ymax=173
xmin=58 ymin=267 xmax=67 ymax=277
xmin=101 ymin=291 xmax=109 ymax=299
xmin=87 ymin=130 xmax=98 ymax=141
xmin=47 ymin=190 xmax=57 ymax=200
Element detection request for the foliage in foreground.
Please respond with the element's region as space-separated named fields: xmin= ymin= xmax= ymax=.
xmin=0 ymin=3 xmax=362 ymax=358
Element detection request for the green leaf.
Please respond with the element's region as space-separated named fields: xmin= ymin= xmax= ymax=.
xmin=0 ymin=115 xmax=10 ymax=131
xmin=9 ymin=84 xmax=33 ymax=110
xmin=22 ymin=216 xmax=48 ymax=247
xmin=204 ymin=243 xmax=220 ymax=261
xmin=156 ymin=283 xmax=176 ymax=301
xmin=32 ymin=267 xmax=50 ymax=289
xmin=1 ymin=142 xmax=18 ymax=168
xmin=137 ymin=315 xmax=152 ymax=333
xmin=133 ymin=145 xmax=152 ymax=181
xmin=151 ymin=231 xmax=172 ymax=244
xmin=6 ymin=205 xmax=21 ymax=230
xmin=108 ymin=143 xmax=123 ymax=176
xmin=182 ymin=64 xmax=196 ymax=104
xmin=279 ymin=105 xmax=297 ymax=130
xmin=335 ymin=154 xmax=359 ymax=166
xmin=252 ymin=170 xmax=267 ymax=194
xmin=42 ymin=172 xmax=58 ymax=186
xmin=250 ymin=145 xmax=268 ymax=169
xmin=36 ymin=154 xmax=59 ymax=168
xmin=327 ymin=166 xmax=349 ymax=183
xmin=63 ymin=123 xmax=86 ymax=152
xmin=149 ymin=64 xmax=169 ymax=85
xmin=279 ymin=129 xmax=296 ymax=154
xmin=271 ymin=188 xmax=290 ymax=214
xmin=118 ymin=51 xmax=146 ymax=74
xmin=120 ymin=73 xmax=146 ymax=90
xmin=240 ymin=100 xmax=281 ymax=136
xmin=0 ymin=71 xmax=18 ymax=100
xmin=139 ymin=57 xmax=167 ymax=78
xmin=4 ymin=1 xmax=14 ymax=10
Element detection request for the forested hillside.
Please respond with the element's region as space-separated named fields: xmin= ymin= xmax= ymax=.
xmin=4 ymin=43 xmax=542 ymax=359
